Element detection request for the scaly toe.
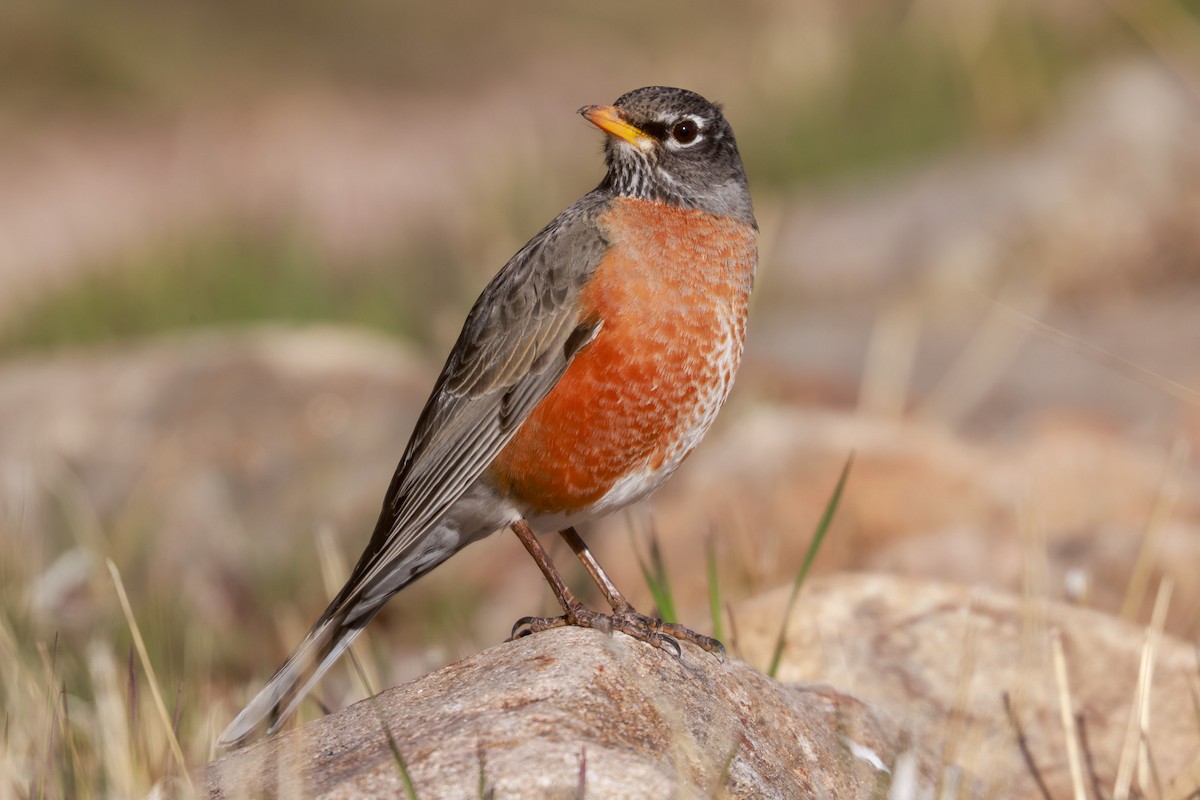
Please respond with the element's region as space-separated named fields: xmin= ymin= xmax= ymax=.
xmin=508 ymin=614 xmax=569 ymax=641
xmin=656 ymin=621 xmax=726 ymax=659
xmin=653 ymin=632 xmax=682 ymax=659
xmin=616 ymin=612 xmax=724 ymax=658
xmin=508 ymin=605 xmax=723 ymax=660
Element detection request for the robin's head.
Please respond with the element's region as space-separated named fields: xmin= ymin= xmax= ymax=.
xmin=580 ymin=86 xmax=754 ymax=226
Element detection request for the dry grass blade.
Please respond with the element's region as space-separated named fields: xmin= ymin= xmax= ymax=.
xmin=36 ymin=636 xmax=60 ymax=797
xmin=1050 ymin=629 xmax=1087 ymax=800
xmin=576 ymin=745 xmax=587 ymax=800
xmin=888 ymin=749 xmax=921 ymax=800
xmin=1114 ymin=576 xmax=1174 ymax=800
xmin=937 ymin=600 xmax=980 ymax=799
xmin=1002 ymin=691 xmax=1053 ymax=800
xmin=1120 ymin=438 xmax=1189 ymax=621
xmin=989 ymin=298 xmax=1200 ymax=408
xmin=88 ymin=642 xmax=135 ymax=798
xmin=1077 ymin=714 xmax=1107 ymax=800
xmin=919 ymin=283 xmax=1046 ymax=426
xmin=106 ymin=559 xmax=193 ymax=791
xmin=859 ymin=297 xmax=919 ymax=420
xmin=1139 ymin=578 xmax=1173 ymax=795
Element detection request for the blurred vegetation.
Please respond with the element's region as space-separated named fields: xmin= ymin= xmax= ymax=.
xmin=0 ymin=228 xmax=461 ymax=354
xmin=0 ymin=1 xmax=1168 ymax=355
xmin=0 ymin=0 xmax=773 ymax=112
xmin=744 ymin=9 xmax=1112 ymax=186
xmin=2 ymin=0 xmax=1198 ymax=795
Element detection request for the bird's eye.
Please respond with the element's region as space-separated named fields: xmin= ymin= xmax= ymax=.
xmin=671 ymin=120 xmax=699 ymax=145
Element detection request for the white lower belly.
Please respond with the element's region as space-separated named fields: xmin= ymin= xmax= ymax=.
xmin=522 ymin=461 xmax=674 ymax=533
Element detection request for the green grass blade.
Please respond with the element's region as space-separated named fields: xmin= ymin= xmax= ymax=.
xmin=706 ymin=531 xmax=724 ymax=644
xmin=629 ymin=517 xmax=678 ymax=623
xmin=711 ymin=739 xmax=739 ymax=798
xmin=767 ymin=454 xmax=854 ymax=679
xmin=646 ymin=527 xmax=678 ymax=623
xmin=477 ymin=744 xmax=494 ymax=799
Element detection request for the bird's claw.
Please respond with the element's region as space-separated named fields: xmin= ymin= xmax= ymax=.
xmin=508 ymin=606 xmax=722 ymax=661
xmin=509 ymin=614 xmax=565 ymax=640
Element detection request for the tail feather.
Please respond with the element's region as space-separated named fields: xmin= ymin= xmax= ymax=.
xmin=220 ymin=516 xmax=477 ymax=747
xmin=267 ymin=630 xmax=361 ymax=736
xmin=218 ymin=610 xmax=372 ymax=748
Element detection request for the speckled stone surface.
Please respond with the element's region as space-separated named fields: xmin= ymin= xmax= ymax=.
xmin=202 ymin=626 xmax=931 ymax=799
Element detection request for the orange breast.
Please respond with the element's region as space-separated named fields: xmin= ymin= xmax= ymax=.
xmin=485 ymin=197 xmax=757 ymax=517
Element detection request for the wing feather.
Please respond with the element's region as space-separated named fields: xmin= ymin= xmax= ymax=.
xmin=222 ymin=190 xmax=613 ymax=746
xmin=327 ymin=192 xmax=610 ymax=613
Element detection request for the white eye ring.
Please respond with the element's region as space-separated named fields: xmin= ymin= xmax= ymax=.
xmin=664 ymin=115 xmax=705 ymax=150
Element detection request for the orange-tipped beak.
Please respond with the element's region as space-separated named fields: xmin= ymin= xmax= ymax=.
xmin=579 ymin=104 xmax=654 ymax=151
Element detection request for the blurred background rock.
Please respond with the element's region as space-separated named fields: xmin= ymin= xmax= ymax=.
xmin=2 ymin=0 xmax=1199 ymax=792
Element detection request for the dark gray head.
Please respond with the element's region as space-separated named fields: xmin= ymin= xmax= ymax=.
xmin=579 ymin=86 xmax=755 ymax=227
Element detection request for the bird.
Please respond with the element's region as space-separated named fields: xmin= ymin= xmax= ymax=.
xmin=219 ymin=86 xmax=757 ymax=748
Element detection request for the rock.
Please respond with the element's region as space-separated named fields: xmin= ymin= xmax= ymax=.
xmin=730 ymin=573 xmax=1200 ymax=799
xmin=202 ymin=627 xmax=933 ymax=799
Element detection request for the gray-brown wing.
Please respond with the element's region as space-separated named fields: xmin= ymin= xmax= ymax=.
xmin=331 ymin=192 xmax=611 ymax=616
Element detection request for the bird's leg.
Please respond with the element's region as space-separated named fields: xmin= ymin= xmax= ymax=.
xmin=507 ymin=519 xmax=615 ymax=639
xmin=558 ymin=526 xmax=725 ymax=659
xmin=508 ymin=520 xmax=676 ymax=655
xmin=556 ymin=526 xmax=631 ymax=613
xmin=508 ymin=518 xmax=670 ymax=654
xmin=509 ymin=521 xmax=722 ymax=658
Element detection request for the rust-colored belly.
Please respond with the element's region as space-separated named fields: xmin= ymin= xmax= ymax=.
xmin=486 ymin=198 xmax=757 ymax=517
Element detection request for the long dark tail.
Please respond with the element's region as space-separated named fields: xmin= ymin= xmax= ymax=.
xmin=218 ymin=603 xmax=375 ymax=748
xmin=220 ymin=466 xmax=481 ymax=747
xmin=218 ymin=514 xmax=468 ymax=748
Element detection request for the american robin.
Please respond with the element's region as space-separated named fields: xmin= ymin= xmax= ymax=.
xmin=220 ymin=85 xmax=757 ymax=747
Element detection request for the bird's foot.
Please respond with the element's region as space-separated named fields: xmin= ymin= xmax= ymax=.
xmin=643 ymin=617 xmax=726 ymax=661
xmin=509 ymin=605 xmax=724 ymax=661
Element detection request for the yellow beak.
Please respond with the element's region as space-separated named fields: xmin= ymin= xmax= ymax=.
xmin=579 ymin=105 xmax=654 ymax=151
